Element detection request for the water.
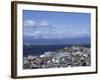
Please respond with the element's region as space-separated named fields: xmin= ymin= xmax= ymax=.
xmin=23 ymin=44 xmax=90 ymax=57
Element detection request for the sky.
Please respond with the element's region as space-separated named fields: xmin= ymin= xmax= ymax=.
xmin=23 ymin=10 xmax=91 ymax=40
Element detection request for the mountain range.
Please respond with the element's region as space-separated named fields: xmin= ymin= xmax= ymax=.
xmin=23 ymin=36 xmax=90 ymax=45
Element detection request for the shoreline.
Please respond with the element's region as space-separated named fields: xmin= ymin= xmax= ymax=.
xmin=23 ymin=45 xmax=91 ymax=69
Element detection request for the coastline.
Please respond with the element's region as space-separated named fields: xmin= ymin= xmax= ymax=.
xmin=23 ymin=45 xmax=91 ymax=69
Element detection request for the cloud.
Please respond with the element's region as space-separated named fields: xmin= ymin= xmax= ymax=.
xmin=71 ymin=32 xmax=90 ymax=38
xmin=24 ymin=19 xmax=90 ymax=39
xmin=24 ymin=30 xmax=90 ymax=39
xmin=39 ymin=20 xmax=49 ymax=27
xmin=24 ymin=20 xmax=35 ymax=27
xmin=24 ymin=19 xmax=50 ymax=28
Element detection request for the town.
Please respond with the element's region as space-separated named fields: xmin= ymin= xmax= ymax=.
xmin=23 ymin=45 xmax=91 ymax=69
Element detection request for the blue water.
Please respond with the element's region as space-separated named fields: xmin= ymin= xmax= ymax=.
xmin=23 ymin=45 xmax=90 ymax=57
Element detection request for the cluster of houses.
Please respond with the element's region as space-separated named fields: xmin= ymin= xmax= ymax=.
xmin=23 ymin=45 xmax=91 ymax=69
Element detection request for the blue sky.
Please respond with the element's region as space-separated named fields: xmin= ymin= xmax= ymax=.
xmin=23 ymin=10 xmax=91 ymax=39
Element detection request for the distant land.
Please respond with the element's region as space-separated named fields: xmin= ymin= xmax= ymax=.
xmin=23 ymin=37 xmax=90 ymax=45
